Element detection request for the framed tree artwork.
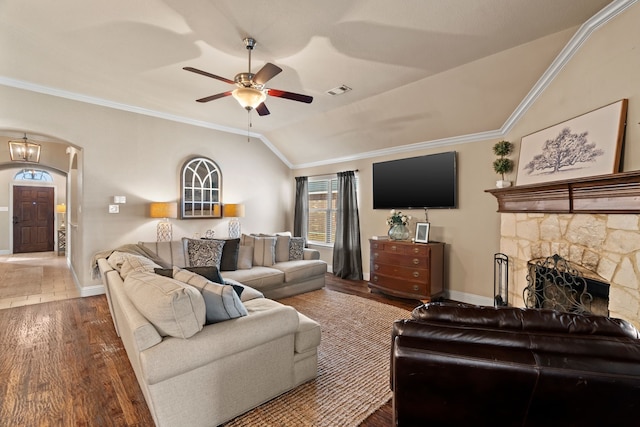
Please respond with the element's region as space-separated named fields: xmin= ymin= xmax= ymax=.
xmin=515 ymin=99 xmax=628 ymax=186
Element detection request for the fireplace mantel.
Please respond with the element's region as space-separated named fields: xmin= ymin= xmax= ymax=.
xmin=485 ymin=170 xmax=640 ymax=213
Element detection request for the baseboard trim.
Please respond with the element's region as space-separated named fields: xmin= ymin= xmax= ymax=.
xmin=445 ymin=290 xmax=494 ymax=306
xmin=80 ymin=284 xmax=105 ymax=297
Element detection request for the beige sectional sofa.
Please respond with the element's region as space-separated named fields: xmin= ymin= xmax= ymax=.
xmin=139 ymin=234 xmax=327 ymax=299
xmin=94 ymin=235 xmax=325 ymax=427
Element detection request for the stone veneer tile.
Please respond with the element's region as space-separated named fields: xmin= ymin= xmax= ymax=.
xmin=607 ymin=214 xmax=639 ymax=231
xmin=613 ymin=258 xmax=639 ymax=290
xmin=604 ymin=230 xmax=640 ymax=254
xmin=565 ymin=215 xmax=606 ymax=247
xmin=516 ymin=218 xmax=540 ymax=242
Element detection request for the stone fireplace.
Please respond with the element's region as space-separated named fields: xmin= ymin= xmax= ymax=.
xmin=499 ymin=212 xmax=640 ymax=328
xmin=487 ymin=171 xmax=640 ymax=329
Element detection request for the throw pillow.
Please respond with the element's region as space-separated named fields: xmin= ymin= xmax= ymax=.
xmin=119 ymin=254 xmax=162 ymax=279
xmin=182 ymin=238 xmax=225 ymax=269
xmin=275 ymin=235 xmax=291 ymax=263
xmin=224 ymin=278 xmax=265 ymax=302
xmin=123 ymin=271 xmax=206 ymax=339
xmin=154 ymin=266 xmax=224 ymax=284
xmin=173 ymin=267 xmax=248 ymax=324
xmin=252 ymin=236 xmax=276 ymax=266
xmin=237 ymin=246 xmax=253 ymax=269
xmin=289 ymin=237 xmax=305 ymax=261
xmin=219 ymin=238 xmax=240 ymax=271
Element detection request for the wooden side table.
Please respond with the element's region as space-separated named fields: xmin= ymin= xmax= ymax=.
xmin=57 ymin=229 xmax=66 ymax=256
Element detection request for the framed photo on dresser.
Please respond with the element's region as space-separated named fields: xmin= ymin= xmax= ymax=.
xmin=415 ymin=222 xmax=430 ymax=243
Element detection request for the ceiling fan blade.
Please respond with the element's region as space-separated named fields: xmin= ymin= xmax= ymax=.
xmin=183 ymin=67 xmax=235 ymax=85
xmin=256 ymin=102 xmax=270 ymax=116
xmin=267 ymin=89 xmax=313 ymax=104
xmin=196 ymin=91 xmax=233 ymax=103
xmin=253 ymin=63 xmax=282 ymax=85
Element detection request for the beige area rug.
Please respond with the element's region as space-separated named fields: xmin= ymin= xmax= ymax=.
xmin=225 ymin=288 xmax=411 ymax=427
xmin=0 ymin=266 xmax=42 ymax=298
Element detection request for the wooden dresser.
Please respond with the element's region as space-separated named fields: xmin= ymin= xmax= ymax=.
xmin=368 ymin=239 xmax=444 ymax=302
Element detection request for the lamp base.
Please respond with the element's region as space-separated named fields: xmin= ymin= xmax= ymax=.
xmin=228 ymin=218 xmax=241 ymax=239
xmin=157 ymin=220 xmax=173 ymax=242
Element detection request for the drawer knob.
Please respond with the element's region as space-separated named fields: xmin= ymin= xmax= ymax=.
xmin=391 ymin=245 xmax=397 ymax=251
xmin=373 ymin=252 xmax=379 ymax=258
xmin=413 ymin=285 xmax=420 ymax=291
xmin=412 ymin=271 xmax=420 ymax=278
xmin=412 ymin=258 xmax=420 ymax=265
xmin=373 ymin=276 xmax=378 ymax=282
xmin=413 ymin=248 xmax=420 ymax=254
xmin=373 ymin=243 xmax=378 ymax=249
xmin=374 ymin=264 xmax=379 ymax=270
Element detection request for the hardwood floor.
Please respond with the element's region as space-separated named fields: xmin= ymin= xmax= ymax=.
xmin=0 ymin=271 xmax=423 ymax=426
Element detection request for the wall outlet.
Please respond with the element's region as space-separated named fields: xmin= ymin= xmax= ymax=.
xmin=108 ymin=204 xmax=119 ymax=213
xmin=113 ymin=196 xmax=126 ymax=204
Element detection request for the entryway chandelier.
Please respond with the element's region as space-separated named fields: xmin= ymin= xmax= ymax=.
xmin=8 ymin=133 xmax=41 ymax=163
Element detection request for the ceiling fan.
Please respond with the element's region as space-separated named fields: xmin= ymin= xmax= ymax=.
xmin=184 ymin=37 xmax=313 ymax=116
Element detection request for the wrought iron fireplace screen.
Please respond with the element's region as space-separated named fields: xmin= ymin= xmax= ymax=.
xmin=524 ymin=254 xmax=605 ymax=314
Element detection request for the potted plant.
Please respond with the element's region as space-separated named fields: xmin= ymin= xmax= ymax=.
xmin=492 ymin=140 xmax=514 ymax=188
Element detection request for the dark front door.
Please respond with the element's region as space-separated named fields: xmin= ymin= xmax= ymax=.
xmin=13 ymin=186 xmax=54 ymax=253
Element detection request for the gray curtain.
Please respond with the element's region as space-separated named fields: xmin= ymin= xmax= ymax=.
xmin=332 ymin=171 xmax=363 ymax=280
xmin=294 ymin=176 xmax=308 ymax=239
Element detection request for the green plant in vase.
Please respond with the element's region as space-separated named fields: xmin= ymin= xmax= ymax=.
xmin=492 ymin=140 xmax=514 ymax=188
xmin=386 ymin=209 xmax=411 ymax=240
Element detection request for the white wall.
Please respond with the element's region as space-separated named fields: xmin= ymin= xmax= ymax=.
xmin=0 ymin=86 xmax=292 ymax=291
xmin=297 ymin=2 xmax=640 ymax=305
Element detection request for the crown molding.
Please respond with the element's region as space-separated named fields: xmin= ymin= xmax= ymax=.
xmin=0 ymin=0 xmax=635 ymax=171
xmin=293 ymin=0 xmax=637 ymax=170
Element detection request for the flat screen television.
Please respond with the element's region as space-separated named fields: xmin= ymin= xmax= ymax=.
xmin=373 ymin=151 xmax=457 ymax=209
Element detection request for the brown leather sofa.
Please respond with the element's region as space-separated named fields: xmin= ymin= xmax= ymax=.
xmin=391 ymin=302 xmax=640 ymax=426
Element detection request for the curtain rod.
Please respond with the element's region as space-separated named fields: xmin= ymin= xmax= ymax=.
xmin=295 ymin=169 xmax=359 ymax=179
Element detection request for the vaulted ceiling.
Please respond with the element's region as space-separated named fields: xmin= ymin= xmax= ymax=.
xmin=0 ymin=0 xmax=615 ymax=167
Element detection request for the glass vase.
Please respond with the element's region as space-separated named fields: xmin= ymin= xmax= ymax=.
xmin=388 ymin=224 xmax=410 ymax=240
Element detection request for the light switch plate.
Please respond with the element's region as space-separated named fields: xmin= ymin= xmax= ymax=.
xmin=113 ymin=196 xmax=127 ymax=204
xmin=108 ymin=204 xmax=119 ymax=213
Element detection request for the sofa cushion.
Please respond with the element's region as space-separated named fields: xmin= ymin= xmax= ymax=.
xmin=223 ymin=277 xmax=265 ymax=302
xmin=119 ymin=254 xmax=162 ymax=279
xmin=294 ymin=312 xmax=321 ymax=353
xmin=123 ymin=271 xmax=206 ymax=339
xmin=289 ymin=237 xmax=305 ymax=261
xmin=173 ymin=267 xmax=248 ymax=324
xmin=275 ymin=235 xmax=291 ymax=263
xmin=154 ymin=265 xmax=224 ymax=284
xmin=219 ymin=238 xmax=240 ymax=271
xmin=274 ymin=260 xmax=327 ymax=283
xmin=183 ymin=238 xmax=225 ymax=269
xmin=254 ymin=237 xmax=276 ymax=266
xmin=221 ymin=266 xmax=285 ymax=292
xmin=237 ymin=246 xmax=253 ymax=269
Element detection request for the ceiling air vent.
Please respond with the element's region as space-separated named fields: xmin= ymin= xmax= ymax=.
xmin=326 ymin=85 xmax=352 ymax=96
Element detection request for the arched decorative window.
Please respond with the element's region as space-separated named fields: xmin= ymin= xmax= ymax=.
xmin=181 ymin=157 xmax=222 ymax=218
xmin=14 ymin=169 xmax=53 ymax=182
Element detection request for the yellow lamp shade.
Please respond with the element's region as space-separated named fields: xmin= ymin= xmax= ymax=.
xmin=223 ymin=204 xmax=245 ymax=218
xmin=150 ymin=202 xmax=178 ymax=219
xmin=56 ymin=203 xmax=66 ymax=214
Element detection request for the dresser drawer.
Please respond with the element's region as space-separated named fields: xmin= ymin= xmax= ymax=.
xmin=371 ymin=250 xmax=429 ymax=268
xmin=374 ymin=241 xmax=430 ymax=256
xmin=371 ymin=263 xmax=430 ymax=282
xmin=370 ymin=274 xmax=427 ymax=296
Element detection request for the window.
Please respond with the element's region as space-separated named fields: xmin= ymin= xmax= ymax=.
xmin=308 ymin=176 xmax=337 ymax=244
xmin=14 ymin=169 xmax=53 ymax=182
xmin=181 ymin=157 xmax=222 ymax=218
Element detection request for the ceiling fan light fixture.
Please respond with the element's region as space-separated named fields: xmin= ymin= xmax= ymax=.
xmin=232 ymin=87 xmax=266 ymax=110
